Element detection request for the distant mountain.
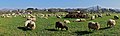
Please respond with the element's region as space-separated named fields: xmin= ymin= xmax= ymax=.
xmin=87 ymin=5 xmax=101 ymax=11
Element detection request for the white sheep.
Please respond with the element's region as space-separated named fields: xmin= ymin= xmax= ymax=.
xmin=64 ymin=20 xmax=70 ymax=24
xmin=88 ymin=21 xmax=100 ymax=30
xmin=91 ymin=16 xmax=95 ymax=20
xmin=107 ymin=19 xmax=116 ymax=27
xmin=114 ymin=15 xmax=119 ymax=19
xmin=25 ymin=20 xmax=36 ymax=30
xmin=75 ymin=19 xmax=86 ymax=22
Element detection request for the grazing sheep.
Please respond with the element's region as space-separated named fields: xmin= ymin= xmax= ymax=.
xmin=88 ymin=21 xmax=100 ymax=30
xmin=27 ymin=16 xmax=31 ymax=20
xmin=107 ymin=19 xmax=116 ymax=27
xmin=1 ymin=14 xmax=5 ymax=18
xmin=75 ymin=19 xmax=86 ymax=22
xmin=56 ymin=16 xmax=61 ymax=18
xmin=30 ymin=16 xmax=36 ymax=22
xmin=64 ymin=20 xmax=70 ymax=24
xmin=114 ymin=15 xmax=119 ymax=19
xmin=98 ymin=14 xmax=102 ymax=18
xmin=80 ymin=19 xmax=86 ymax=22
xmin=106 ymin=13 xmax=111 ymax=16
xmin=25 ymin=20 xmax=36 ymax=30
xmin=91 ymin=16 xmax=95 ymax=20
xmin=95 ymin=15 xmax=98 ymax=18
xmin=55 ymin=21 xmax=68 ymax=30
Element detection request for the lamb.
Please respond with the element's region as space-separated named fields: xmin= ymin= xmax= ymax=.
xmin=80 ymin=19 xmax=86 ymax=22
xmin=30 ymin=16 xmax=36 ymax=22
xmin=107 ymin=19 xmax=116 ymax=27
xmin=106 ymin=13 xmax=111 ymax=16
xmin=91 ymin=16 xmax=95 ymax=20
xmin=56 ymin=16 xmax=61 ymax=18
xmin=114 ymin=15 xmax=119 ymax=19
xmin=55 ymin=21 xmax=68 ymax=30
xmin=25 ymin=20 xmax=36 ymax=30
xmin=98 ymin=14 xmax=102 ymax=18
xmin=75 ymin=19 xmax=86 ymax=22
xmin=64 ymin=20 xmax=70 ymax=24
xmin=75 ymin=19 xmax=81 ymax=22
xmin=88 ymin=21 xmax=100 ymax=30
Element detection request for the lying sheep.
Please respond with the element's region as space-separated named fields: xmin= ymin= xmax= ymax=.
xmin=55 ymin=21 xmax=68 ymax=30
xmin=25 ymin=20 xmax=36 ymax=30
xmin=64 ymin=20 xmax=70 ymax=23
xmin=88 ymin=21 xmax=100 ymax=30
xmin=91 ymin=16 xmax=95 ymax=20
xmin=80 ymin=19 xmax=86 ymax=22
xmin=75 ymin=19 xmax=86 ymax=22
xmin=114 ymin=15 xmax=119 ymax=19
xmin=75 ymin=19 xmax=81 ymax=22
xmin=107 ymin=19 xmax=116 ymax=27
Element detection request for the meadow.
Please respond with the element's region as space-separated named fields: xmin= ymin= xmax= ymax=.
xmin=0 ymin=12 xmax=120 ymax=36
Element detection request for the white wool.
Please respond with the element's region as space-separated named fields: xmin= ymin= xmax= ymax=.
xmin=64 ymin=20 xmax=70 ymax=23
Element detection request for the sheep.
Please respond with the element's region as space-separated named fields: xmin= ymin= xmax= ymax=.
xmin=75 ymin=19 xmax=81 ymax=22
xmin=30 ymin=16 xmax=36 ymax=22
xmin=114 ymin=15 xmax=119 ymax=19
xmin=80 ymin=19 xmax=86 ymax=22
xmin=95 ymin=15 xmax=98 ymax=18
xmin=1 ymin=14 xmax=5 ymax=18
xmin=107 ymin=19 xmax=116 ymax=27
xmin=25 ymin=20 xmax=36 ymax=30
xmin=27 ymin=16 xmax=31 ymax=20
xmin=98 ymin=14 xmax=102 ymax=18
xmin=75 ymin=19 xmax=86 ymax=22
xmin=88 ymin=21 xmax=100 ymax=30
xmin=56 ymin=16 xmax=61 ymax=18
xmin=64 ymin=20 xmax=70 ymax=24
xmin=106 ymin=13 xmax=111 ymax=16
xmin=55 ymin=21 xmax=68 ymax=30
xmin=91 ymin=16 xmax=95 ymax=20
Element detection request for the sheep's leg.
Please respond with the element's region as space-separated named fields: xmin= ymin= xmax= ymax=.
xmin=65 ymin=26 xmax=68 ymax=30
xmin=107 ymin=24 xmax=109 ymax=27
xmin=61 ymin=28 xmax=63 ymax=30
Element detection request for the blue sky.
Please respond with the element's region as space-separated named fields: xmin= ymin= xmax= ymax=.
xmin=0 ymin=0 xmax=120 ymax=9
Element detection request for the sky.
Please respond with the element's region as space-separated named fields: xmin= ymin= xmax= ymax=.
xmin=0 ymin=0 xmax=120 ymax=9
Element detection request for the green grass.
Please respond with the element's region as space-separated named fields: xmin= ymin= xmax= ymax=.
xmin=0 ymin=13 xmax=120 ymax=36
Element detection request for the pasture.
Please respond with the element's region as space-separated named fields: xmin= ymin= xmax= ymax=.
xmin=0 ymin=13 xmax=120 ymax=36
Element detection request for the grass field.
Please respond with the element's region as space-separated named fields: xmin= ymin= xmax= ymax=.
xmin=0 ymin=13 xmax=120 ymax=36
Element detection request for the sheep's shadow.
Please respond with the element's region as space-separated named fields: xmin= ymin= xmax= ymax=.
xmin=99 ymin=27 xmax=111 ymax=30
xmin=74 ymin=31 xmax=93 ymax=35
xmin=45 ymin=29 xmax=58 ymax=31
xmin=17 ymin=27 xmax=31 ymax=31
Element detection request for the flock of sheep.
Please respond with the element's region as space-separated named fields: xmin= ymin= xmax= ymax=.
xmin=0 ymin=12 xmax=119 ymax=31
xmin=54 ymin=13 xmax=119 ymax=31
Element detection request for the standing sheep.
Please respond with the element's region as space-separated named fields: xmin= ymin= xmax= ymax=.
xmin=55 ymin=21 xmax=68 ymax=30
xmin=91 ymin=16 xmax=95 ymax=20
xmin=114 ymin=15 xmax=119 ymax=19
xmin=98 ymin=14 xmax=102 ymax=18
xmin=25 ymin=20 xmax=36 ymax=30
xmin=88 ymin=21 xmax=100 ymax=30
xmin=107 ymin=19 xmax=116 ymax=27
